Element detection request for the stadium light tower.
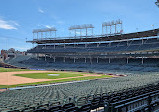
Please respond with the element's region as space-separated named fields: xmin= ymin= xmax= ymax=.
xmin=155 ymin=0 xmax=159 ymax=7
xmin=33 ymin=27 xmax=57 ymax=39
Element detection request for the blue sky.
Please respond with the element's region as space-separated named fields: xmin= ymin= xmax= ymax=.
xmin=0 ymin=0 xmax=158 ymax=51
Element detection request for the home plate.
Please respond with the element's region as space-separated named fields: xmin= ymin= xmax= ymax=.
xmin=48 ymin=74 xmax=60 ymax=76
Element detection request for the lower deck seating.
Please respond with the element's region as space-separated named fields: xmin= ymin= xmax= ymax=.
xmin=2 ymin=83 xmax=159 ymax=112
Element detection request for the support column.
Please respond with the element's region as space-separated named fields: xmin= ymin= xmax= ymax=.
xmin=97 ymin=43 xmax=99 ymax=47
xmin=41 ymin=32 xmax=43 ymax=39
xmin=127 ymin=41 xmax=129 ymax=46
xmin=74 ymin=58 xmax=76 ymax=63
xmin=80 ymin=29 xmax=82 ymax=38
xmin=106 ymin=26 xmax=107 ymax=35
xmin=121 ymin=22 xmax=123 ymax=33
xmin=45 ymin=54 xmax=47 ymax=61
xmin=97 ymin=57 xmax=99 ymax=63
xmin=54 ymin=57 xmax=56 ymax=62
xmin=37 ymin=54 xmax=39 ymax=60
xmin=75 ymin=29 xmax=76 ymax=37
xmin=38 ymin=55 xmax=40 ymax=60
xmin=14 ymin=54 xmax=17 ymax=58
xmin=127 ymin=58 xmax=129 ymax=64
xmin=90 ymin=58 xmax=92 ymax=64
xmin=85 ymin=44 xmax=87 ymax=48
xmin=115 ymin=24 xmax=117 ymax=34
xmin=102 ymin=26 xmax=104 ymax=35
xmin=86 ymin=28 xmax=87 ymax=38
xmin=142 ymin=57 xmax=144 ymax=64
xmin=36 ymin=53 xmax=38 ymax=59
xmin=109 ymin=58 xmax=111 ymax=64
xmin=63 ymin=57 xmax=65 ymax=63
xmin=109 ymin=43 xmax=111 ymax=47
xmin=85 ymin=58 xmax=87 ymax=63
xmin=142 ymin=39 xmax=144 ymax=45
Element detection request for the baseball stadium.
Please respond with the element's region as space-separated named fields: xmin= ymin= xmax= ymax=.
xmin=1 ymin=0 xmax=159 ymax=112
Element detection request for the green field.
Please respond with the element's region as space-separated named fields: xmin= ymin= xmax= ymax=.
xmin=0 ymin=75 xmax=113 ymax=88
xmin=0 ymin=69 xmax=113 ymax=88
xmin=0 ymin=67 xmax=32 ymax=72
xmin=14 ymin=72 xmax=83 ymax=79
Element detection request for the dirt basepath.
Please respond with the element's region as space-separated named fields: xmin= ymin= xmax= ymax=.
xmin=0 ymin=71 xmax=102 ymax=85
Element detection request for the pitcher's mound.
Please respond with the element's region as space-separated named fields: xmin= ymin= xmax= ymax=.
xmin=48 ymin=74 xmax=60 ymax=76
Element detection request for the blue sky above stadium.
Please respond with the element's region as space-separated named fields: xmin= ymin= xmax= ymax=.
xmin=0 ymin=0 xmax=158 ymax=51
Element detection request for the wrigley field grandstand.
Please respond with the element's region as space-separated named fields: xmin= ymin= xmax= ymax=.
xmin=1 ymin=0 xmax=159 ymax=112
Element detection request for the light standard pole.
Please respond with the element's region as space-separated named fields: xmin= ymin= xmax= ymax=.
xmin=152 ymin=24 xmax=154 ymax=30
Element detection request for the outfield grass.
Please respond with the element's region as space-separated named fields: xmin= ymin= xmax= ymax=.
xmin=0 ymin=73 xmax=113 ymax=88
xmin=0 ymin=67 xmax=32 ymax=72
xmin=14 ymin=72 xmax=83 ymax=79
xmin=0 ymin=85 xmax=7 ymax=88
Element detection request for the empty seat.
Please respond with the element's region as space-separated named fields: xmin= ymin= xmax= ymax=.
xmin=65 ymin=107 xmax=79 ymax=112
xmin=78 ymin=104 xmax=91 ymax=112
xmin=63 ymin=103 xmax=75 ymax=111
xmin=49 ymin=105 xmax=62 ymax=111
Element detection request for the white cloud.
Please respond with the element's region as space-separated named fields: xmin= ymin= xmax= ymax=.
xmin=9 ymin=20 xmax=20 ymax=26
xmin=0 ymin=18 xmax=18 ymax=30
xmin=45 ymin=25 xmax=53 ymax=28
xmin=38 ymin=8 xmax=44 ymax=13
